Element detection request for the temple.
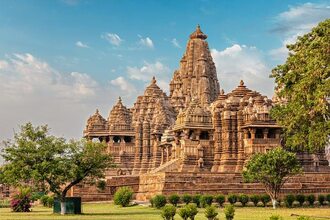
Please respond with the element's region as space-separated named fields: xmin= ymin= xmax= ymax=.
xmin=77 ymin=25 xmax=330 ymax=201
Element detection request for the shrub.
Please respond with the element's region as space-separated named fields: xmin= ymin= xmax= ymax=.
xmin=149 ymin=197 xmax=154 ymax=207
xmin=260 ymin=194 xmax=271 ymax=207
xmin=238 ymin=194 xmax=249 ymax=207
xmin=326 ymin=194 xmax=330 ymax=204
xmin=178 ymin=206 xmax=189 ymax=220
xmin=270 ymin=214 xmax=283 ymax=220
xmin=47 ymin=196 xmax=54 ymax=208
xmin=295 ymin=194 xmax=305 ymax=207
xmin=182 ymin=194 xmax=192 ymax=205
xmin=227 ymin=194 xmax=238 ymax=205
xmin=10 ymin=187 xmax=32 ymax=212
xmin=161 ymin=204 xmax=176 ymax=220
xmin=179 ymin=204 xmax=199 ymax=220
xmin=153 ymin=195 xmax=167 ymax=209
xmin=204 ymin=205 xmax=218 ymax=220
xmin=224 ymin=204 xmax=235 ymax=220
xmin=113 ymin=186 xmax=133 ymax=207
xmin=96 ymin=180 xmax=106 ymax=191
xmin=284 ymin=194 xmax=295 ymax=208
xmin=40 ymin=195 xmax=49 ymax=207
xmin=306 ymin=194 xmax=315 ymax=206
xmin=168 ymin=194 xmax=180 ymax=207
xmin=250 ymin=194 xmax=260 ymax=206
xmin=215 ymin=194 xmax=225 ymax=207
xmin=318 ymin=194 xmax=325 ymax=206
xmin=201 ymin=195 xmax=213 ymax=207
xmin=192 ymin=194 xmax=201 ymax=207
xmin=186 ymin=203 xmax=198 ymax=220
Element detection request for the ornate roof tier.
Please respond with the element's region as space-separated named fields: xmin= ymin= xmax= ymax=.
xmin=83 ymin=109 xmax=109 ymax=137
xmin=173 ymin=98 xmax=213 ymax=131
xmin=108 ymin=97 xmax=134 ymax=135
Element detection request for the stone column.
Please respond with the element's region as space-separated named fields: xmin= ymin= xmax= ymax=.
xmin=263 ymin=128 xmax=269 ymax=139
xmin=132 ymin=120 xmax=143 ymax=175
xmin=140 ymin=120 xmax=150 ymax=174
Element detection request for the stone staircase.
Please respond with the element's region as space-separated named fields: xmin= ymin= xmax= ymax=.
xmin=149 ymin=158 xmax=181 ymax=173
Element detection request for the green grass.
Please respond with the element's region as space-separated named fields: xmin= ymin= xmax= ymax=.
xmin=0 ymin=203 xmax=329 ymax=220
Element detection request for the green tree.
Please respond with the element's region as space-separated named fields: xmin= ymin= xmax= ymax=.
xmin=1 ymin=123 xmax=115 ymax=214
xmin=243 ymin=147 xmax=301 ymax=209
xmin=270 ymin=19 xmax=330 ymax=152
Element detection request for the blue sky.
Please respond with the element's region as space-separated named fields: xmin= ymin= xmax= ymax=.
xmin=0 ymin=0 xmax=329 ymax=140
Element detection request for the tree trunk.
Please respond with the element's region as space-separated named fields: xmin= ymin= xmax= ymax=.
xmin=60 ymin=200 xmax=66 ymax=215
xmin=271 ymin=199 xmax=277 ymax=209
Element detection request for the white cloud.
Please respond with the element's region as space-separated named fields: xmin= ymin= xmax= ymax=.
xmin=139 ymin=37 xmax=154 ymax=48
xmin=75 ymin=41 xmax=89 ymax=48
xmin=110 ymin=76 xmax=136 ymax=94
xmin=270 ymin=3 xmax=330 ymax=61
xmin=101 ymin=33 xmax=123 ymax=46
xmin=0 ymin=53 xmax=134 ymax=142
xmin=126 ymin=61 xmax=170 ymax=92
xmin=211 ymin=44 xmax=274 ymax=97
xmin=171 ymin=38 xmax=181 ymax=48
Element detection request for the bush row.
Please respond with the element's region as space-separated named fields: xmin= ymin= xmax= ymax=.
xmin=161 ymin=204 xmax=235 ymax=220
xmin=151 ymin=193 xmax=330 ymax=209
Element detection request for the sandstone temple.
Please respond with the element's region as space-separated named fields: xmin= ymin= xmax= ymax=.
xmin=74 ymin=25 xmax=330 ymax=201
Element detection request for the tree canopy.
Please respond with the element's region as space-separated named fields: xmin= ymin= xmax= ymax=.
xmin=243 ymin=147 xmax=301 ymax=209
xmin=0 ymin=122 xmax=115 ymax=203
xmin=270 ymin=19 xmax=330 ymax=152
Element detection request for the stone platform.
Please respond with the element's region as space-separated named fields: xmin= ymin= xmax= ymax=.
xmin=71 ymin=172 xmax=330 ymax=201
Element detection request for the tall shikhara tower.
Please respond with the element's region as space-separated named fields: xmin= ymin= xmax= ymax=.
xmin=170 ymin=25 xmax=220 ymax=113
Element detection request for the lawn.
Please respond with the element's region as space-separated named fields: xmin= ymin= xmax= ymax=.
xmin=0 ymin=203 xmax=329 ymax=220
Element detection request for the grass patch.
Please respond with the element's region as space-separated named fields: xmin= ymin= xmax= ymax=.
xmin=0 ymin=202 xmax=329 ymax=220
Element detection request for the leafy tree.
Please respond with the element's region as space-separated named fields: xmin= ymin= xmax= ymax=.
xmin=270 ymin=19 xmax=330 ymax=152
xmin=243 ymin=147 xmax=301 ymax=209
xmin=1 ymin=123 xmax=115 ymax=214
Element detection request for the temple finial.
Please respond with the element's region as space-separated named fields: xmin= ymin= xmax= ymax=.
xmin=151 ymin=76 xmax=156 ymax=84
xmin=96 ymin=109 xmax=99 ymax=114
xmin=220 ymin=89 xmax=225 ymax=95
xmin=118 ymin=96 xmax=122 ymax=102
xmin=240 ymin=80 xmax=244 ymax=86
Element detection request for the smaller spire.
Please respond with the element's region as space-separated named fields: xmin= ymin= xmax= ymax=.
xmin=240 ymin=80 xmax=244 ymax=86
xmin=95 ymin=109 xmax=99 ymax=114
xmin=220 ymin=89 xmax=225 ymax=95
xmin=118 ymin=96 xmax=122 ymax=102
